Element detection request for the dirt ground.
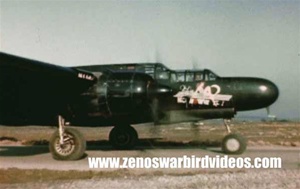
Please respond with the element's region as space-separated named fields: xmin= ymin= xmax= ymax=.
xmin=0 ymin=120 xmax=299 ymax=187
xmin=1 ymin=120 xmax=299 ymax=147
xmin=1 ymin=169 xmax=299 ymax=189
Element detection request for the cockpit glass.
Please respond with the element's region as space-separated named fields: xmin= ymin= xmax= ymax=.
xmin=170 ymin=73 xmax=177 ymax=83
xmin=194 ymin=72 xmax=203 ymax=81
xmin=156 ymin=71 xmax=169 ymax=80
xmin=155 ymin=65 xmax=170 ymax=80
xmin=177 ymin=72 xmax=185 ymax=82
xmin=207 ymin=71 xmax=218 ymax=80
xmin=185 ymin=73 xmax=194 ymax=82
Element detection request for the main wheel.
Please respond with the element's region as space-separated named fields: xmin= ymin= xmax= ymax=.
xmin=109 ymin=126 xmax=138 ymax=150
xmin=222 ymin=133 xmax=247 ymax=155
xmin=49 ymin=128 xmax=86 ymax=160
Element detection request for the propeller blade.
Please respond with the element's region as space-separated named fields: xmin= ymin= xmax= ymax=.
xmin=150 ymin=98 xmax=160 ymax=125
xmin=155 ymin=50 xmax=161 ymax=63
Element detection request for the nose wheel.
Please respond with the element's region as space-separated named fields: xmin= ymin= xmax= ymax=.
xmin=49 ymin=115 xmax=86 ymax=160
xmin=221 ymin=119 xmax=247 ymax=154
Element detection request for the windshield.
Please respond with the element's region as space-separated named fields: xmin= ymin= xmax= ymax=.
xmin=155 ymin=65 xmax=170 ymax=80
xmin=205 ymin=69 xmax=219 ymax=81
xmin=171 ymin=70 xmax=205 ymax=82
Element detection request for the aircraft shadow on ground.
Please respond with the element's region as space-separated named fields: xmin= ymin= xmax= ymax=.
xmin=0 ymin=146 xmax=49 ymax=156
xmin=0 ymin=138 xmax=223 ymax=157
xmin=87 ymin=138 xmax=222 ymax=153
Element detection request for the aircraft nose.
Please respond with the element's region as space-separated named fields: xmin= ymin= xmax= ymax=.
xmin=233 ymin=78 xmax=279 ymax=111
xmin=257 ymin=79 xmax=279 ymax=106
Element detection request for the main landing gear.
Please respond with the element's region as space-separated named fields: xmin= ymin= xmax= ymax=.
xmin=48 ymin=116 xmax=245 ymax=160
xmin=49 ymin=115 xmax=86 ymax=160
xmin=48 ymin=116 xmax=138 ymax=160
xmin=221 ymin=119 xmax=247 ymax=154
xmin=109 ymin=124 xmax=138 ymax=150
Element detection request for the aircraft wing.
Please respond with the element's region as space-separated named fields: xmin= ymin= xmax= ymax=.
xmin=0 ymin=52 xmax=97 ymax=125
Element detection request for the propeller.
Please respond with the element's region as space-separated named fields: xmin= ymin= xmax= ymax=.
xmin=150 ymin=98 xmax=160 ymax=125
xmin=192 ymin=57 xmax=199 ymax=69
xmin=148 ymin=83 xmax=171 ymax=125
xmin=154 ymin=47 xmax=162 ymax=63
xmin=151 ymin=47 xmax=162 ymax=125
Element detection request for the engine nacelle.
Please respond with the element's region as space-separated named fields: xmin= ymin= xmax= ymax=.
xmin=71 ymin=71 xmax=152 ymax=119
xmin=104 ymin=71 xmax=153 ymax=114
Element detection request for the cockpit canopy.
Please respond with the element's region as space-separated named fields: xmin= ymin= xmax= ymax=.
xmin=150 ymin=64 xmax=219 ymax=83
xmin=130 ymin=63 xmax=219 ymax=83
xmin=170 ymin=69 xmax=219 ymax=83
xmin=75 ymin=63 xmax=219 ymax=83
xmin=112 ymin=63 xmax=219 ymax=82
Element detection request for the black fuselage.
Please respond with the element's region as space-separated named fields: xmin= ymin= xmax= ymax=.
xmin=0 ymin=53 xmax=279 ymax=126
xmin=69 ymin=64 xmax=279 ymax=126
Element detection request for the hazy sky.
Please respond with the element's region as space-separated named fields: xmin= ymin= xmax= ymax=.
xmin=0 ymin=0 xmax=299 ymax=120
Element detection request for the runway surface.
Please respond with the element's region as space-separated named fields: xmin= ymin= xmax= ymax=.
xmin=0 ymin=145 xmax=299 ymax=172
xmin=1 ymin=139 xmax=299 ymax=188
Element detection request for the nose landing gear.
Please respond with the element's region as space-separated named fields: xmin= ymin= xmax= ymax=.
xmin=221 ymin=119 xmax=247 ymax=154
xmin=49 ymin=115 xmax=86 ymax=160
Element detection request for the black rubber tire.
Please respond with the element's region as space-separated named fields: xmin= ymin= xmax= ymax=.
xmin=49 ymin=128 xmax=86 ymax=160
xmin=222 ymin=133 xmax=247 ymax=155
xmin=109 ymin=126 xmax=138 ymax=150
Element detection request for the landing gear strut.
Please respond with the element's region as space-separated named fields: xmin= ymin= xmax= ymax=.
xmin=49 ymin=115 xmax=86 ymax=160
xmin=221 ymin=119 xmax=247 ymax=154
xmin=109 ymin=125 xmax=138 ymax=150
xmin=223 ymin=119 xmax=232 ymax=133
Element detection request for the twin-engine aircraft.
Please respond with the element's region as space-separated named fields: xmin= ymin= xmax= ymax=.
xmin=0 ymin=52 xmax=279 ymax=160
